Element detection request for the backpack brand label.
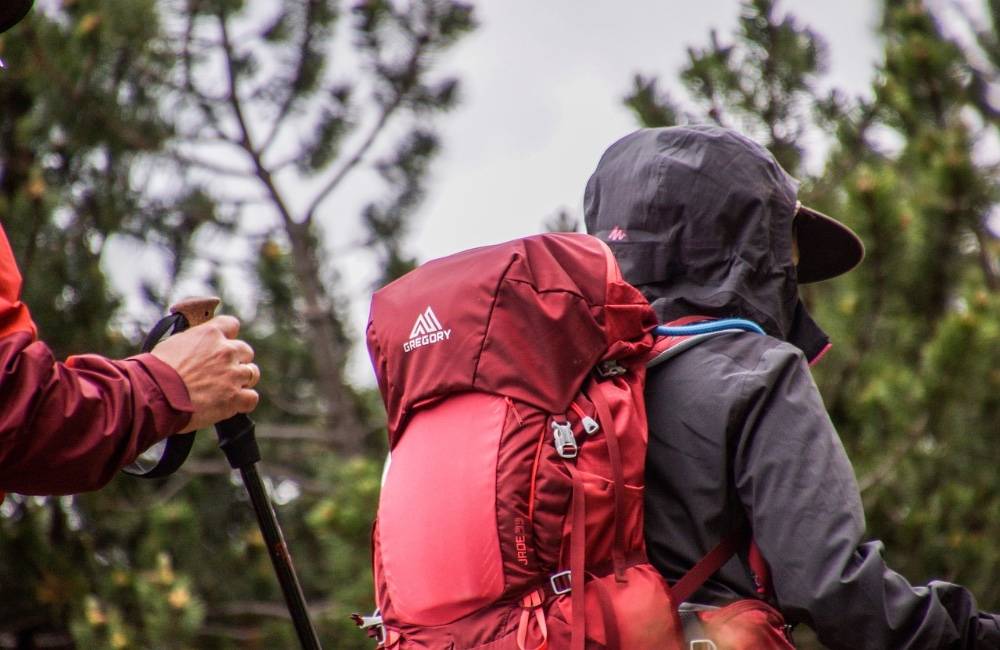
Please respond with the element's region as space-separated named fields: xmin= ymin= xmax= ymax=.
xmin=403 ymin=307 xmax=452 ymax=352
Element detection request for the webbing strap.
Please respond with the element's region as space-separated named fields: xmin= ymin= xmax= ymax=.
xmin=590 ymin=574 xmax=622 ymax=649
xmin=671 ymin=527 xmax=749 ymax=605
xmin=568 ymin=465 xmax=587 ymax=650
xmin=516 ymin=590 xmax=548 ymax=650
xmin=587 ymin=385 xmax=627 ymax=582
xmin=748 ymin=538 xmax=773 ymax=598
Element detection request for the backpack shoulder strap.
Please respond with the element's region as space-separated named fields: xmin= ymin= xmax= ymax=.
xmin=670 ymin=527 xmax=776 ymax=606
xmin=651 ymin=316 xmax=774 ymax=605
xmin=671 ymin=526 xmax=749 ymax=605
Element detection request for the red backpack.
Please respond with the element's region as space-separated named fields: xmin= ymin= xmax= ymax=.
xmin=360 ymin=233 xmax=788 ymax=649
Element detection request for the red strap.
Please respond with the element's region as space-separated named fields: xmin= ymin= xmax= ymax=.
xmin=587 ymin=384 xmax=627 ymax=582
xmin=671 ymin=527 xmax=748 ymax=605
xmin=590 ymin=575 xmax=622 ymax=649
xmin=647 ymin=315 xmax=715 ymax=363
xmin=517 ymin=590 xmax=548 ymax=650
xmin=568 ymin=465 xmax=587 ymax=650
xmin=748 ymin=538 xmax=773 ymax=598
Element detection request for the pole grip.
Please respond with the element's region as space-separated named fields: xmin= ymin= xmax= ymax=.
xmin=122 ymin=295 xmax=223 ymax=479
xmin=170 ymin=296 xmax=221 ymax=327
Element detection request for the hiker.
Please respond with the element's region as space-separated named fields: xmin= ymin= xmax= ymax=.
xmin=584 ymin=124 xmax=1000 ymax=648
xmin=0 ymin=1 xmax=260 ymax=498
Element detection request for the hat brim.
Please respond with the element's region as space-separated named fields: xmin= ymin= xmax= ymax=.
xmin=0 ymin=0 xmax=32 ymax=34
xmin=794 ymin=205 xmax=865 ymax=283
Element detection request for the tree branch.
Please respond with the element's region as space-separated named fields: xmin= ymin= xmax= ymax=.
xmin=212 ymin=599 xmax=332 ymax=620
xmin=179 ymin=457 xmax=328 ymax=495
xmin=302 ymin=36 xmax=429 ymax=224
xmin=259 ymin=1 xmax=324 ymax=153
xmin=170 ymin=151 xmax=253 ymax=178
xmin=217 ymin=8 xmax=299 ymax=232
xmin=972 ymin=220 xmax=1000 ymax=291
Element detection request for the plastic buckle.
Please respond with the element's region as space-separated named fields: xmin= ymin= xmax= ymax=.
xmin=351 ymin=611 xmax=386 ymax=643
xmin=550 ymin=570 xmax=572 ymax=595
xmin=596 ymin=360 xmax=626 ymax=378
xmin=551 ymin=421 xmax=578 ymax=459
xmin=580 ymin=415 xmax=599 ymax=434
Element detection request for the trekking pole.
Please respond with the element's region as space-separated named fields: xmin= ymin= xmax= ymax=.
xmin=123 ymin=297 xmax=323 ymax=650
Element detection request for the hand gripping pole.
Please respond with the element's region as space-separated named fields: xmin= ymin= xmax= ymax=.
xmin=123 ymin=297 xmax=322 ymax=649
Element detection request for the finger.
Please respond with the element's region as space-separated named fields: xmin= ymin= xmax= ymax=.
xmin=229 ymin=339 xmax=255 ymax=364
xmin=243 ymin=362 xmax=260 ymax=388
xmin=205 ymin=314 xmax=241 ymax=339
xmin=234 ymin=388 xmax=260 ymax=414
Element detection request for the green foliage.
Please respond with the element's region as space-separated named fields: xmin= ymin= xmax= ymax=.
xmin=0 ymin=0 xmax=473 ymax=646
xmin=623 ymin=0 xmax=999 ymax=645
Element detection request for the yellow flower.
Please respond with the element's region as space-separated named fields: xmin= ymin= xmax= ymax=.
xmin=84 ymin=596 xmax=107 ymax=626
xmin=77 ymin=13 xmax=102 ymax=35
xmin=168 ymin=586 xmax=191 ymax=610
xmin=155 ymin=552 xmax=175 ymax=585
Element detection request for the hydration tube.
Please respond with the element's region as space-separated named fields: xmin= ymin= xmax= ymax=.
xmin=654 ymin=318 xmax=765 ymax=337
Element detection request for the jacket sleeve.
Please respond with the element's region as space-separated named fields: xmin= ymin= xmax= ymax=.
xmin=734 ymin=341 xmax=1000 ymax=649
xmin=0 ymin=225 xmax=193 ymax=496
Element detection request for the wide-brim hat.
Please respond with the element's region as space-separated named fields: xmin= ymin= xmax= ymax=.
xmin=0 ymin=0 xmax=33 ymax=34
xmin=794 ymin=202 xmax=865 ymax=283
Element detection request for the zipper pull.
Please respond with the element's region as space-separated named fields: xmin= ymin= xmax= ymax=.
xmin=570 ymin=401 xmax=600 ymax=435
xmin=551 ymin=421 xmax=579 ymax=459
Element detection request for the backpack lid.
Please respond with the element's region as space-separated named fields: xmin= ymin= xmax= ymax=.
xmin=367 ymin=233 xmax=656 ymax=444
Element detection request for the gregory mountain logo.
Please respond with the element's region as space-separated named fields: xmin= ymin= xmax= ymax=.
xmin=403 ymin=307 xmax=452 ymax=352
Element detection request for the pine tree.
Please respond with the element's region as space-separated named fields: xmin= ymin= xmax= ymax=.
xmin=0 ymin=1 xmax=475 ymax=647
xmin=621 ymin=0 xmax=998 ymax=646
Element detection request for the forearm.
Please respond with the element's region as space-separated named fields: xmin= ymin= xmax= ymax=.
xmin=0 ymin=332 xmax=192 ymax=495
xmin=737 ymin=343 xmax=1000 ymax=649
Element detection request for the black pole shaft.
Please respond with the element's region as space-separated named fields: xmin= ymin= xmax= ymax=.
xmin=240 ymin=463 xmax=322 ymax=650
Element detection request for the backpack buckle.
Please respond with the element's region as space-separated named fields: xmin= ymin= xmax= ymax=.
xmin=351 ymin=610 xmax=386 ymax=643
xmin=550 ymin=421 xmax=578 ymax=459
xmin=550 ymin=570 xmax=572 ymax=595
xmin=596 ymin=360 xmax=626 ymax=378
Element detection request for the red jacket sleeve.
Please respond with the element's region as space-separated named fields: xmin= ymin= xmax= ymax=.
xmin=0 ymin=225 xmax=193 ymax=496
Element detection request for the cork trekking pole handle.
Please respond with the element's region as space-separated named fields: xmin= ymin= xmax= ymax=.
xmin=170 ymin=296 xmax=221 ymax=327
xmin=122 ymin=296 xmax=222 ymax=478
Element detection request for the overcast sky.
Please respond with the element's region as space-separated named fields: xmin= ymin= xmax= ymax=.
xmin=334 ymin=0 xmax=883 ymax=381
xmin=407 ymin=1 xmax=880 ymax=260
xmin=98 ymin=1 xmax=886 ymax=382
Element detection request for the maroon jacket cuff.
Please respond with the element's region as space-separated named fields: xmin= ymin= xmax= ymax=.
xmin=126 ymin=352 xmax=195 ymax=432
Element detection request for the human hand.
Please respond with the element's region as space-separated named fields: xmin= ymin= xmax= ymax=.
xmin=150 ymin=315 xmax=260 ymax=432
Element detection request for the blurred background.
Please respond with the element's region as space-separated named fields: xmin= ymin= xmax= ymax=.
xmin=0 ymin=0 xmax=996 ymax=647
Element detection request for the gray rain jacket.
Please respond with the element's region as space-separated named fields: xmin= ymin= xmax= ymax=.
xmin=584 ymin=125 xmax=1000 ymax=649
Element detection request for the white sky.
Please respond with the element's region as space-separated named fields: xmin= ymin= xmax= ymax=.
xmin=409 ymin=1 xmax=880 ymax=260
xmin=102 ymin=1 xmax=884 ymax=384
xmin=337 ymin=0 xmax=882 ymax=382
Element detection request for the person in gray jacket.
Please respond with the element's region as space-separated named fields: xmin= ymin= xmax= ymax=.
xmin=584 ymin=124 xmax=1000 ymax=648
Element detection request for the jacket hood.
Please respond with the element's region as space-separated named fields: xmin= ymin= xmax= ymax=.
xmin=584 ymin=125 xmax=830 ymax=362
